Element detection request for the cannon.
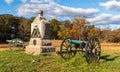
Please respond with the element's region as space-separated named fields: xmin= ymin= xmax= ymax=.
xmin=60 ymin=36 xmax=101 ymax=64
xmin=6 ymin=39 xmax=25 ymax=50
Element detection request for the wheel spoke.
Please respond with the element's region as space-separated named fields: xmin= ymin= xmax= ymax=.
xmin=89 ymin=40 xmax=93 ymax=47
xmin=63 ymin=44 xmax=67 ymax=48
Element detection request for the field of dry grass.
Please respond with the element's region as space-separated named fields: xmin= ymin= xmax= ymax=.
xmin=1 ymin=40 xmax=120 ymax=54
xmin=101 ymin=42 xmax=120 ymax=54
xmin=0 ymin=44 xmax=9 ymax=51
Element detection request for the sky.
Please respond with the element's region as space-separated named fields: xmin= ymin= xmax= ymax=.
xmin=1 ymin=0 xmax=120 ymax=30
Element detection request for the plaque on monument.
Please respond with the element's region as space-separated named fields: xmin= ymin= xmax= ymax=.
xmin=25 ymin=10 xmax=56 ymax=55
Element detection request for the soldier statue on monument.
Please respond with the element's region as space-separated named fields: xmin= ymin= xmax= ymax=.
xmin=38 ymin=10 xmax=50 ymax=39
xmin=31 ymin=10 xmax=50 ymax=39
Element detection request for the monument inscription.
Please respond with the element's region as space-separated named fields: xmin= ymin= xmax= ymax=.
xmin=25 ymin=10 xmax=56 ymax=55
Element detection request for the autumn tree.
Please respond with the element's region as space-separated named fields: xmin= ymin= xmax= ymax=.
xmin=100 ymin=29 xmax=111 ymax=42
xmin=0 ymin=14 xmax=32 ymax=42
xmin=109 ymin=28 xmax=120 ymax=43
xmin=18 ymin=17 xmax=31 ymax=41
xmin=58 ymin=20 xmax=72 ymax=38
xmin=0 ymin=14 xmax=19 ymax=42
xmin=71 ymin=17 xmax=87 ymax=40
xmin=49 ymin=19 xmax=60 ymax=39
xmin=87 ymin=25 xmax=101 ymax=38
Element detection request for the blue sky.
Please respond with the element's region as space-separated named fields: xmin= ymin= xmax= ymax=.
xmin=1 ymin=0 xmax=120 ymax=30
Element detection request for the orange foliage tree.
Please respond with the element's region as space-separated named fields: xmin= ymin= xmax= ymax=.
xmin=87 ymin=25 xmax=100 ymax=38
xmin=71 ymin=17 xmax=87 ymax=40
xmin=109 ymin=28 xmax=120 ymax=43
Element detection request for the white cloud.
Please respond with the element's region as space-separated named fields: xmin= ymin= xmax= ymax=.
xmin=88 ymin=13 xmax=112 ymax=24
xmin=5 ymin=0 xmax=13 ymax=4
xmin=30 ymin=0 xmax=43 ymax=3
xmin=21 ymin=0 xmax=27 ymax=3
xmin=100 ymin=0 xmax=120 ymax=11
xmin=110 ymin=15 xmax=120 ymax=24
xmin=87 ymin=13 xmax=120 ymax=25
xmin=17 ymin=0 xmax=98 ymax=19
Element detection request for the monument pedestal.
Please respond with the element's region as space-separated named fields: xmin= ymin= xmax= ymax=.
xmin=25 ymin=38 xmax=56 ymax=55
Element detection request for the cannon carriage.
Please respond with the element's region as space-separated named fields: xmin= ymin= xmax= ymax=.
xmin=6 ymin=39 xmax=25 ymax=50
xmin=60 ymin=36 xmax=101 ymax=64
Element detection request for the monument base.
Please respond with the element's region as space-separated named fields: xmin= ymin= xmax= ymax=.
xmin=25 ymin=45 xmax=56 ymax=55
xmin=25 ymin=38 xmax=56 ymax=55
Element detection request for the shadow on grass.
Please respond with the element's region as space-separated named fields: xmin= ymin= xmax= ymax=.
xmin=100 ymin=55 xmax=119 ymax=62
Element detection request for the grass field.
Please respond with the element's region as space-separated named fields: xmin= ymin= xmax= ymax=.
xmin=0 ymin=40 xmax=120 ymax=72
xmin=0 ymin=50 xmax=120 ymax=72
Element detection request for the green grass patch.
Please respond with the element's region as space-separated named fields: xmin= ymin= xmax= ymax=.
xmin=0 ymin=50 xmax=120 ymax=72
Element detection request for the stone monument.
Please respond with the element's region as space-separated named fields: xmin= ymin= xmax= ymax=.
xmin=25 ymin=10 xmax=56 ymax=55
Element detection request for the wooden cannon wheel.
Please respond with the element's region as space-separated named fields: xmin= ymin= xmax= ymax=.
xmin=60 ymin=37 xmax=76 ymax=60
xmin=8 ymin=42 xmax=15 ymax=50
xmin=85 ymin=36 xmax=101 ymax=64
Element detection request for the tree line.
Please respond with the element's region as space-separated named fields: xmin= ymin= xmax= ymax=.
xmin=0 ymin=14 xmax=120 ymax=43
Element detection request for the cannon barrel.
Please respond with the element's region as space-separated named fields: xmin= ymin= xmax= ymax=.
xmin=6 ymin=40 xmax=15 ymax=43
xmin=68 ymin=39 xmax=87 ymax=45
xmin=6 ymin=39 xmax=23 ymax=44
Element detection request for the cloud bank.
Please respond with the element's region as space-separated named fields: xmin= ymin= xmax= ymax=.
xmin=100 ymin=0 xmax=120 ymax=11
xmin=17 ymin=0 xmax=98 ymax=19
xmin=87 ymin=0 xmax=120 ymax=25
xmin=87 ymin=13 xmax=120 ymax=25
xmin=4 ymin=0 xmax=120 ymax=26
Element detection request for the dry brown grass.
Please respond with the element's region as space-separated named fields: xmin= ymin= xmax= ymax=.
xmin=1 ymin=40 xmax=120 ymax=54
xmin=52 ymin=40 xmax=62 ymax=51
xmin=101 ymin=42 xmax=120 ymax=54
xmin=0 ymin=44 xmax=9 ymax=51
